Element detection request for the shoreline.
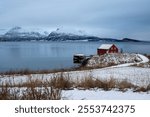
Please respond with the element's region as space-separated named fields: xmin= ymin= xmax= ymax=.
xmin=1 ymin=53 xmax=150 ymax=75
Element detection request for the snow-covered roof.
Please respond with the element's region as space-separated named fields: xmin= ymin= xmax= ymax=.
xmin=98 ymin=44 xmax=113 ymax=49
xmin=74 ymin=54 xmax=85 ymax=56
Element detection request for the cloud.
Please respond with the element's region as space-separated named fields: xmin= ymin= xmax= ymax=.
xmin=0 ymin=0 xmax=150 ymax=40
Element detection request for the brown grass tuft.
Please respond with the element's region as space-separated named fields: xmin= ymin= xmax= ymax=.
xmin=50 ymin=73 xmax=73 ymax=90
xmin=117 ymin=80 xmax=136 ymax=91
xmin=0 ymin=72 xmax=149 ymax=100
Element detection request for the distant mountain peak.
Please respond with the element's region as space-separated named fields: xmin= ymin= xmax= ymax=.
xmin=3 ymin=26 xmax=48 ymax=40
xmin=5 ymin=26 xmax=25 ymax=34
xmin=122 ymin=38 xmax=141 ymax=42
xmin=53 ymin=27 xmax=87 ymax=36
xmin=10 ymin=26 xmax=22 ymax=31
xmin=0 ymin=26 xmax=146 ymax=42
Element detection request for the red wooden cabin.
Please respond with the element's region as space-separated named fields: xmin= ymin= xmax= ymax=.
xmin=97 ymin=44 xmax=118 ymax=55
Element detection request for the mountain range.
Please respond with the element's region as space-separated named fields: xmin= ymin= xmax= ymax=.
xmin=0 ymin=27 xmax=145 ymax=42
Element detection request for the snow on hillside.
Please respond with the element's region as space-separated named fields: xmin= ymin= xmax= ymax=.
xmin=0 ymin=54 xmax=149 ymax=87
xmin=86 ymin=53 xmax=143 ymax=67
xmin=53 ymin=27 xmax=87 ymax=36
xmin=62 ymin=89 xmax=150 ymax=100
xmin=0 ymin=29 xmax=8 ymax=35
xmin=4 ymin=26 xmax=49 ymax=38
xmin=0 ymin=54 xmax=149 ymax=100
xmin=138 ymin=54 xmax=149 ymax=63
xmin=0 ymin=66 xmax=150 ymax=87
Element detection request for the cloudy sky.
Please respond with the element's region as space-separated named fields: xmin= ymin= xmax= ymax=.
xmin=0 ymin=0 xmax=150 ymax=40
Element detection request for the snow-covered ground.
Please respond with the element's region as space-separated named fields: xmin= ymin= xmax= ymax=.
xmin=87 ymin=53 xmax=149 ymax=67
xmin=0 ymin=54 xmax=150 ymax=100
xmin=137 ymin=54 xmax=149 ymax=63
xmin=1 ymin=67 xmax=150 ymax=87
xmin=62 ymin=89 xmax=150 ymax=100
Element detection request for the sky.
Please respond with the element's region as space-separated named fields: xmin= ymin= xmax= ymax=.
xmin=0 ymin=0 xmax=150 ymax=40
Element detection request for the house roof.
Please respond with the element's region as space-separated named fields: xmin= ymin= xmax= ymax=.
xmin=74 ymin=54 xmax=85 ymax=56
xmin=98 ymin=44 xmax=114 ymax=49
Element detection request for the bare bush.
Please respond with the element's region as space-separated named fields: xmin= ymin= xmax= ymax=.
xmin=0 ymin=85 xmax=10 ymax=100
xmin=101 ymin=78 xmax=116 ymax=91
xmin=0 ymin=72 xmax=149 ymax=100
xmin=77 ymin=77 xmax=96 ymax=89
xmin=146 ymin=84 xmax=150 ymax=91
xmin=0 ymin=84 xmax=20 ymax=100
xmin=77 ymin=77 xmax=116 ymax=91
xmin=50 ymin=73 xmax=73 ymax=90
xmin=117 ymin=80 xmax=136 ymax=91
xmin=134 ymin=84 xmax=150 ymax=92
xmin=0 ymin=79 xmax=62 ymax=100
xmin=21 ymin=87 xmax=61 ymax=100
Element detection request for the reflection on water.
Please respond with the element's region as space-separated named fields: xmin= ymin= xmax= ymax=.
xmin=0 ymin=41 xmax=150 ymax=72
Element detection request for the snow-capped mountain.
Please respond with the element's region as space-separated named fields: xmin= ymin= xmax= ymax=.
xmin=0 ymin=27 xmax=118 ymax=42
xmin=1 ymin=26 xmax=49 ymax=41
xmin=0 ymin=26 xmax=144 ymax=42
xmin=47 ymin=31 xmax=120 ymax=42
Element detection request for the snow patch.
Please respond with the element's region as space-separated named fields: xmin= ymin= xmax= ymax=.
xmin=138 ymin=54 xmax=149 ymax=63
xmin=87 ymin=53 xmax=143 ymax=67
xmin=62 ymin=89 xmax=150 ymax=100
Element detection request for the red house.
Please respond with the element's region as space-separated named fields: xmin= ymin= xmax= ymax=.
xmin=97 ymin=44 xmax=118 ymax=55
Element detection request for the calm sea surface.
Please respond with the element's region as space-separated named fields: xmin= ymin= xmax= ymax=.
xmin=0 ymin=41 xmax=150 ymax=72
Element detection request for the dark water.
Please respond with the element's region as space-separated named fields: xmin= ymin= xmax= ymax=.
xmin=0 ymin=41 xmax=150 ymax=72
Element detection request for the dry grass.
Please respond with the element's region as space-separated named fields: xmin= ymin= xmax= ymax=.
xmin=131 ymin=62 xmax=150 ymax=68
xmin=21 ymin=87 xmax=61 ymax=100
xmin=117 ymin=80 xmax=136 ymax=92
xmin=134 ymin=84 xmax=150 ymax=92
xmin=0 ymin=79 xmax=62 ymax=100
xmin=77 ymin=77 xmax=116 ymax=91
xmin=0 ymin=86 xmax=62 ymax=100
xmin=49 ymin=73 xmax=73 ymax=90
xmin=77 ymin=77 xmax=134 ymax=91
xmin=146 ymin=84 xmax=150 ymax=91
xmin=77 ymin=77 xmax=96 ymax=89
xmin=101 ymin=78 xmax=116 ymax=91
xmin=0 ymin=72 xmax=149 ymax=100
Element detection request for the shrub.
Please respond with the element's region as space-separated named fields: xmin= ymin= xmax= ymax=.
xmin=0 ymin=79 xmax=62 ymax=100
xmin=94 ymin=78 xmax=116 ymax=91
xmin=146 ymin=84 xmax=150 ymax=91
xmin=50 ymin=73 xmax=73 ymax=90
xmin=77 ymin=77 xmax=96 ymax=89
xmin=117 ymin=80 xmax=135 ymax=91
xmin=21 ymin=87 xmax=62 ymax=100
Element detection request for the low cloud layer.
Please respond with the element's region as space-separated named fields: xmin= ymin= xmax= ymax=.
xmin=0 ymin=0 xmax=150 ymax=40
